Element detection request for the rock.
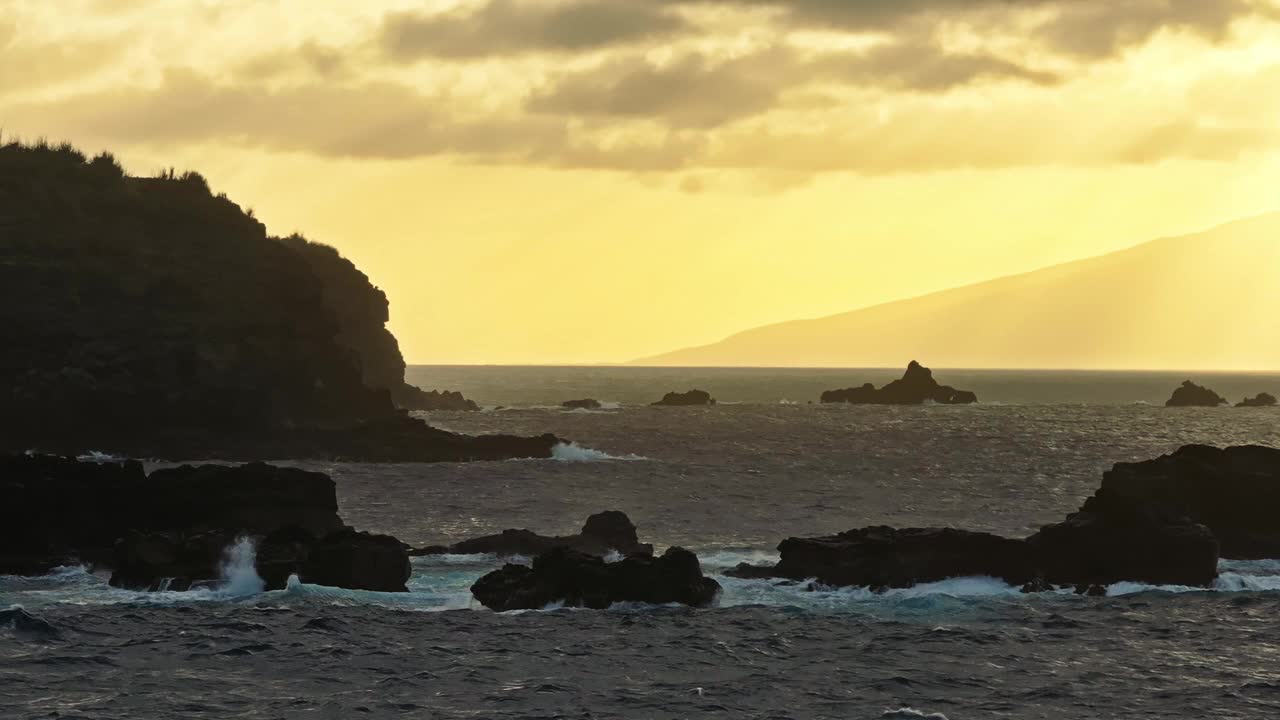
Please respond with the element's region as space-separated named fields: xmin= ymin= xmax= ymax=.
xmin=412 ymin=511 xmax=653 ymax=558
xmin=393 ymin=385 xmax=480 ymax=412
xmin=821 ymin=361 xmax=978 ymax=405
xmin=1082 ymin=444 xmax=1280 ymax=559
xmin=255 ymin=525 xmax=319 ymax=590
xmin=1237 ymin=393 xmax=1277 ymax=408
xmin=0 ymin=454 xmax=411 ymax=593
xmin=562 ymin=399 xmax=602 ymax=410
xmin=1165 ymin=380 xmax=1228 ymax=407
xmin=1027 ymin=511 xmax=1218 ymax=587
xmin=770 ymin=526 xmax=1034 ymax=589
xmin=0 ymin=140 xmax=552 ymax=462
xmin=300 ymin=528 xmax=411 ymax=593
xmin=471 ymin=546 xmax=721 ymax=611
xmin=723 ymin=563 xmax=782 ymax=580
xmin=651 ymin=390 xmax=716 ymax=407
xmin=109 ymin=530 xmax=235 ymax=591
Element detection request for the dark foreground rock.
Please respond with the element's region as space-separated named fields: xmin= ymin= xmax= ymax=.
xmin=562 ymin=399 xmax=603 ymax=410
xmin=471 ymin=547 xmax=721 ymax=611
xmin=1165 ymin=381 xmax=1227 ymax=407
xmin=1082 ymin=444 xmax=1280 ymax=559
xmin=0 ymin=454 xmax=409 ymax=592
xmin=652 ymin=390 xmax=716 ymax=407
xmin=730 ymin=445 xmax=1280 ymax=591
xmin=412 ymin=511 xmax=653 ymax=558
xmin=300 ymin=529 xmax=411 ymax=593
xmin=1238 ymin=393 xmax=1277 ymax=408
xmin=728 ymin=527 xmax=1035 ymax=589
xmin=0 ymin=140 xmax=549 ymax=462
xmin=821 ymin=361 xmax=977 ymax=405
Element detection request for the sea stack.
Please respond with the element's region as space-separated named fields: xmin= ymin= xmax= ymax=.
xmin=1165 ymin=381 xmax=1228 ymax=407
xmin=821 ymin=361 xmax=978 ymax=405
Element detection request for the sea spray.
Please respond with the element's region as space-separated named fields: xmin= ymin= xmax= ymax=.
xmin=551 ymin=442 xmax=648 ymax=462
xmin=219 ymin=537 xmax=265 ymax=596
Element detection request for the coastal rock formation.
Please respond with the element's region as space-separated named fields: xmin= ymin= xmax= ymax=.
xmin=299 ymin=529 xmax=411 ymax=593
xmin=820 ymin=362 xmax=978 ymax=405
xmin=1081 ymin=444 xmax=1280 ymax=559
xmin=562 ymin=399 xmax=603 ymax=410
xmin=1027 ymin=512 xmax=1218 ymax=587
xmin=728 ymin=445 xmax=1279 ymax=590
xmin=1238 ymin=393 xmax=1277 ymax=408
xmin=412 ymin=511 xmax=653 ymax=558
xmin=471 ymin=546 xmax=721 ymax=611
xmin=0 ymin=141 xmax=543 ymax=461
xmin=652 ymin=390 xmax=716 ymax=407
xmin=0 ymin=454 xmax=409 ymax=592
xmin=728 ymin=527 xmax=1034 ymax=588
xmin=393 ymin=386 xmax=480 ymax=412
xmin=1165 ymin=381 xmax=1228 ymax=407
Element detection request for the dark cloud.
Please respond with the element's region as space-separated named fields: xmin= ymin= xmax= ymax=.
xmin=528 ymin=50 xmax=792 ymax=128
xmin=529 ymin=43 xmax=1058 ymax=128
xmin=379 ymin=0 xmax=686 ymax=60
xmin=666 ymin=0 xmax=1271 ymax=58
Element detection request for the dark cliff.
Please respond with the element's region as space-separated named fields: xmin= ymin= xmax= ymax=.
xmin=0 ymin=141 xmax=544 ymax=459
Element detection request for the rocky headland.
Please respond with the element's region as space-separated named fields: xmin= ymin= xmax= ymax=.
xmin=0 ymin=141 xmax=540 ymax=460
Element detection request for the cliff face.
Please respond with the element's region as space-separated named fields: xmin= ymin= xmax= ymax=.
xmin=0 ymin=141 xmax=528 ymax=457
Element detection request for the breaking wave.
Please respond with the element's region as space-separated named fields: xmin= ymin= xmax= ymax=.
xmin=550 ymin=442 xmax=649 ymax=462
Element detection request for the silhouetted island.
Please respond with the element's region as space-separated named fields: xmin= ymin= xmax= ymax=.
xmin=0 ymin=141 xmax=545 ymax=460
xmin=1238 ymin=393 xmax=1277 ymax=408
xmin=411 ymin=511 xmax=652 ymax=558
xmin=562 ymin=398 xmax=603 ymax=410
xmin=728 ymin=444 xmax=1274 ymax=591
xmin=1165 ymin=380 xmax=1228 ymax=407
xmin=0 ymin=454 xmax=411 ymax=592
xmin=651 ymin=389 xmax=716 ymax=406
xmin=821 ymin=361 xmax=978 ymax=405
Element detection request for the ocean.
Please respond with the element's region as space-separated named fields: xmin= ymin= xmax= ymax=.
xmin=5 ymin=367 xmax=1280 ymax=719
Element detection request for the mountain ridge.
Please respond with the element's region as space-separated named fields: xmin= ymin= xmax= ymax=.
xmin=634 ymin=212 xmax=1280 ymax=371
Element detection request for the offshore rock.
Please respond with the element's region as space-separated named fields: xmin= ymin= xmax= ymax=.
xmin=652 ymin=390 xmax=716 ymax=407
xmin=412 ymin=511 xmax=653 ymax=558
xmin=1165 ymin=381 xmax=1228 ymax=407
xmin=1237 ymin=393 xmax=1277 ymax=408
xmin=471 ymin=546 xmax=721 ymax=611
xmin=562 ymin=399 xmax=603 ymax=410
xmin=821 ymin=361 xmax=977 ymax=405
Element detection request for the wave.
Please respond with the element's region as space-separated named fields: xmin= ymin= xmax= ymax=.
xmin=75 ymin=451 xmax=125 ymax=463
xmin=550 ymin=442 xmax=649 ymax=462
xmin=219 ymin=537 xmax=265 ymax=597
xmin=883 ymin=709 xmax=949 ymax=719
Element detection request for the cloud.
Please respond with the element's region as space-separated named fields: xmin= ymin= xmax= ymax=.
xmin=379 ymin=0 xmax=687 ymax=60
xmin=528 ymin=43 xmax=1058 ymax=128
xmin=665 ymin=0 xmax=1273 ymax=58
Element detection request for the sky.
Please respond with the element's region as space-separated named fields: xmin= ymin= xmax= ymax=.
xmin=4 ymin=0 xmax=1280 ymax=365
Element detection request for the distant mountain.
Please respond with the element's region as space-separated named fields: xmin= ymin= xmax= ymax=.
xmin=636 ymin=214 xmax=1280 ymax=370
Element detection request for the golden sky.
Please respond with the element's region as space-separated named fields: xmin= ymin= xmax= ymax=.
xmin=4 ymin=0 xmax=1280 ymax=365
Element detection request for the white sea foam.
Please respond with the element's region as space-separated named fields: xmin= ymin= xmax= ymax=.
xmin=75 ymin=451 xmax=124 ymax=463
xmin=883 ymin=708 xmax=949 ymax=719
xmin=551 ymin=442 xmax=648 ymax=462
